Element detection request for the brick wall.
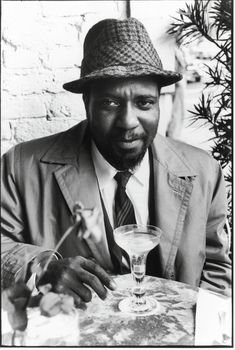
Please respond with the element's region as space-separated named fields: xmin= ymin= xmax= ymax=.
xmin=1 ymin=0 xmax=127 ymax=154
xmin=1 ymin=1 xmax=178 ymax=155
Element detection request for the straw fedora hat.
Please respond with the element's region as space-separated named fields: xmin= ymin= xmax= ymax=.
xmin=63 ymin=17 xmax=182 ymax=93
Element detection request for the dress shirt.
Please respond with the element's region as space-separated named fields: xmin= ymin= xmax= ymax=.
xmin=91 ymin=141 xmax=150 ymax=228
xmin=91 ymin=141 xmax=150 ymax=270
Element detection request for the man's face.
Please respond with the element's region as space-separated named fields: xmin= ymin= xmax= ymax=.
xmin=84 ymin=76 xmax=160 ymax=170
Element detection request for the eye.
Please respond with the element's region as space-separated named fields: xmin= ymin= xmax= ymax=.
xmin=100 ymin=98 xmax=120 ymax=108
xmin=136 ymin=98 xmax=155 ymax=110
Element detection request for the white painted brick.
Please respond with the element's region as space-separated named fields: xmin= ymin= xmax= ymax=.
xmin=2 ymin=1 xmax=124 ymax=48
xmin=2 ymin=95 xmax=47 ymax=119
xmin=40 ymin=1 xmax=119 ymax=17
xmin=47 ymin=46 xmax=81 ymax=69
xmin=2 ymin=22 xmax=42 ymax=50
xmin=1 ymin=121 xmax=12 ymax=140
xmin=1 ymin=0 xmax=128 ymax=147
xmin=51 ymin=67 xmax=80 ymax=93
xmin=2 ymin=69 xmax=54 ymax=95
xmin=1 ymin=141 xmax=17 ymax=156
xmin=2 ymin=1 xmax=41 ymax=25
xmin=40 ymin=19 xmax=79 ymax=47
xmin=2 ymin=19 xmax=79 ymax=49
xmin=2 ymin=68 xmax=80 ymax=95
xmin=2 ymin=3 xmax=43 ymax=50
xmin=3 ymin=46 xmax=40 ymax=69
xmin=76 ymin=11 xmax=122 ymax=44
xmin=13 ymin=118 xmax=82 ymax=143
xmin=48 ymin=92 xmax=86 ymax=119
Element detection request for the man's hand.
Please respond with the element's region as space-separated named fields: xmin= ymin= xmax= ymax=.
xmin=36 ymin=256 xmax=116 ymax=305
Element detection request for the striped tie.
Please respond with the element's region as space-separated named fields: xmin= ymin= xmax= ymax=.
xmin=114 ymin=171 xmax=136 ymax=227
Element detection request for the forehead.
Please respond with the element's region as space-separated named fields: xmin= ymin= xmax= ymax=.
xmin=89 ymin=76 xmax=160 ymax=97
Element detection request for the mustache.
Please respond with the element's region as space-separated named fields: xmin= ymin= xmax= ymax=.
xmin=113 ymin=132 xmax=146 ymax=142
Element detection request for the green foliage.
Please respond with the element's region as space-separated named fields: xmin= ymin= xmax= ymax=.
xmin=168 ymin=0 xmax=232 ymax=224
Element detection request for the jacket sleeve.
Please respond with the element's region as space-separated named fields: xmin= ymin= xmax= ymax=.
xmin=200 ymin=159 xmax=231 ymax=296
xmin=1 ymin=146 xmax=58 ymax=289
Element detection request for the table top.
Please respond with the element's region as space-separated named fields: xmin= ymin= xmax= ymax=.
xmin=0 ymin=274 xmax=200 ymax=346
xmin=2 ymin=274 xmax=231 ymax=346
xmin=78 ymin=274 xmax=198 ymax=346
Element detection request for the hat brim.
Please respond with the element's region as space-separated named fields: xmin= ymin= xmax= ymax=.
xmin=63 ymin=65 xmax=182 ymax=93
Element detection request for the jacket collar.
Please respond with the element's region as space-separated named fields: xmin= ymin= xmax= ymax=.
xmin=41 ymin=121 xmax=198 ymax=177
xmin=152 ymin=133 xmax=198 ymax=177
xmin=40 ymin=120 xmax=88 ymax=165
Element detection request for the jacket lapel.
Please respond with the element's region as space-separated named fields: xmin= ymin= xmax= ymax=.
xmin=53 ymin=149 xmax=102 ymax=217
xmin=151 ymin=134 xmax=198 ymax=279
xmin=40 ymin=121 xmax=96 ymax=213
xmin=40 ymin=121 xmax=102 ymax=214
xmin=40 ymin=122 xmax=112 ymax=269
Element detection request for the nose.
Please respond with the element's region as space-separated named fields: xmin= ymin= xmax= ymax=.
xmin=116 ymin=103 xmax=139 ymax=130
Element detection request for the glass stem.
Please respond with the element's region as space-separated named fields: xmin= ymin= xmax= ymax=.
xmin=130 ymin=254 xmax=147 ymax=304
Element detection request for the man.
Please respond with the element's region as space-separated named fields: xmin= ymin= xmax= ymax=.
xmin=1 ymin=18 xmax=231 ymax=303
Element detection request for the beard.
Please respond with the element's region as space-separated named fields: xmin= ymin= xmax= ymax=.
xmin=96 ymin=134 xmax=150 ymax=171
xmin=109 ymin=145 xmax=148 ymax=171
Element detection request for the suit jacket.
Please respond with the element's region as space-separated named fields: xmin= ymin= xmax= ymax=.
xmin=1 ymin=121 xmax=231 ymax=295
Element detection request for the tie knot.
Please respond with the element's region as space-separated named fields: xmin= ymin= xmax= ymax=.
xmin=114 ymin=171 xmax=132 ymax=189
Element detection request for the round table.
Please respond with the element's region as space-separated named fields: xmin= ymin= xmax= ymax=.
xmin=78 ymin=274 xmax=198 ymax=346
xmin=2 ymin=274 xmax=198 ymax=346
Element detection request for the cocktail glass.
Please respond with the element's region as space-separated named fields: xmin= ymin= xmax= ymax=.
xmin=114 ymin=224 xmax=162 ymax=316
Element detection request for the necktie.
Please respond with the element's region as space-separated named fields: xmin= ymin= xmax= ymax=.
xmin=114 ymin=171 xmax=137 ymax=227
xmin=100 ymin=197 xmax=123 ymax=272
xmin=114 ymin=171 xmax=136 ymax=271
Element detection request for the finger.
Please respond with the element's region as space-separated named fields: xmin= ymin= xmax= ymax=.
xmin=66 ymin=257 xmax=108 ymax=300
xmin=78 ymin=269 xmax=108 ymax=300
xmin=55 ymin=284 xmax=82 ymax=307
xmin=59 ymin=270 xmax=92 ymax=303
xmin=80 ymin=258 xmax=117 ymax=291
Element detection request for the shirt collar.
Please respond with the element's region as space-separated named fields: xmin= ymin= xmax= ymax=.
xmin=91 ymin=141 xmax=149 ymax=189
xmin=132 ymin=152 xmax=149 ymax=187
xmin=91 ymin=141 xmax=116 ymax=190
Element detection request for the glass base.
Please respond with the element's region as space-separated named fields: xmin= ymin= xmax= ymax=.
xmin=118 ymin=296 xmax=161 ymax=316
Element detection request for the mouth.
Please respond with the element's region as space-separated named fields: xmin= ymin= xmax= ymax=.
xmin=114 ymin=138 xmax=143 ymax=149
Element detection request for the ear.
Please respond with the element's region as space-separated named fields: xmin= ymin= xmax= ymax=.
xmin=82 ymin=93 xmax=89 ymax=114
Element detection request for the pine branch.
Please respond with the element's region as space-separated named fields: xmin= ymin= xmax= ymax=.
xmin=168 ymin=0 xmax=232 ymax=224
